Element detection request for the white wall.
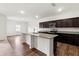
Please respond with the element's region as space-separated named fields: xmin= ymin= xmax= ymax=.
xmin=7 ymin=20 xmax=28 ymax=36
xmin=0 ymin=13 xmax=7 ymax=40
xmin=7 ymin=16 xmax=40 ymax=33
xmin=28 ymin=20 xmax=39 ymax=33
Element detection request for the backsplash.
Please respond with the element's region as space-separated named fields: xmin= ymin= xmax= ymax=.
xmin=57 ymin=28 xmax=79 ymax=32
xmin=39 ymin=28 xmax=79 ymax=32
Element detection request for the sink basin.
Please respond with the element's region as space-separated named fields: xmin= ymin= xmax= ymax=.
xmin=48 ymin=30 xmax=57 ymax=33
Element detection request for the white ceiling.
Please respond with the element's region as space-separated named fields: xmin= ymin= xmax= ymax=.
xmin=0 ymin=3 xmax=79 ymax=19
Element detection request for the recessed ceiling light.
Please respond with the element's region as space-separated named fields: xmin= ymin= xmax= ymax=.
xmin=58 ymin=8 xmax=62 ymax=12
xmin=20 ymin=10 xmax=24 ymax=14
xmin=35 ymin=15 xmax=39 ymax=19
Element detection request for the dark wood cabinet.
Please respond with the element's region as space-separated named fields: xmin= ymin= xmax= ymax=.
xmin=56 ymin=42 xmax=79 ymax=56
xmin=44 ymin=22 xmax=49 ymax=28
xmin=39 ymin=17 xmax=79 ymax=28
xmin=48 ymin=21 xmax=56 ymax=28
xmin=39 ymin=22 xmax=49 ymax=28
xmin=65 ymin=19 xmax=73 ymax=27
xmin=54 ymin=34 xmax=79 ymax=56
xmin=56 ymin=19 xmax=73 ymax=27
xmin=72 ymin=17 xmax=79 ymax=27
xmin=56 ymin=20 xmax=65 ymax=27
xmin=39 ymin=21 xmax=56 ymax=28
xmin=39 ymin=22 xmax=43 ymax=28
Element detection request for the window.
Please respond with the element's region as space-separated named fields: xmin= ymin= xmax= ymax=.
xmin=16 ymin=24 xmax=21 ymax=32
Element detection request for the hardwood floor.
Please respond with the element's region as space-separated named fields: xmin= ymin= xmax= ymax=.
xmin=25 ymin=48 xmax=46 ymax=56
xmin=0 ymin=40 xmax=15 ymax=56
xmin=0 ymin=35 xmax=46 ymax=56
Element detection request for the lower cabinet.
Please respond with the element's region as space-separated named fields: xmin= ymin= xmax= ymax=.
xmin=56 ymin=42 xmax=79 ymax=56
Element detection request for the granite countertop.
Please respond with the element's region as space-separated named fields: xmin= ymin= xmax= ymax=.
xmin=27 ymin=33 xmax=58 ymax=39
xmin=39 ymin=30 xmax=79 ymax=35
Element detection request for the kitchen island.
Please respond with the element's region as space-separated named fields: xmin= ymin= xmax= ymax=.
xmin=26 ymin=33 xmax=58 ymax=56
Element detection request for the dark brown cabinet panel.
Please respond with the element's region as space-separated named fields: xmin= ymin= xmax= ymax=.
xmin=40 ymin=22 xmax=49 ymax=28
xmin=56 ymin=20 xmax=65 ymax=27
xmin=65 ymin=19 xmax=73 ymax=27
xmin=48 ymin=21 xmax=56 ymax=28
xmin=72 ymin=17 xmax=79 ymax=27
xmin=39 ymin=22 xmax=43 ymax=28
xmin=39 ymin=21 xmax=56 ymax=28
xmin=56 ymin=19 xmax=73 ymax=27
xmin=39 ymin=17 xmax=79 ymax=28
xmin=44 ymin=22 xmax=49 ymax=28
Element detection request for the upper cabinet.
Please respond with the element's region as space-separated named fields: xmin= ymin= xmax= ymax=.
xmin=39 ymin=21 xmax=56 ymax=28
xmin=56 ymin=20 xmax=65 ymax=27
xmin=56 ymin=19 xmax=73 ymax=27
xmin=72 ymin=17 xmax=79 ymax=27
xmin=39 ymin=17 xmax=79 ymax=28
xmin=39 ymin=22 xmax=49 ymax=28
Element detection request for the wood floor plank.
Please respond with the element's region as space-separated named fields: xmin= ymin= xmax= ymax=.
xmin=0 ymin=35 xmax=46 ymax=56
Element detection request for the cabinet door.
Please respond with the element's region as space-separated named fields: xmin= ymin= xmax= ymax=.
xmin=56 ymin=20 xmax=65 ymax=27
xmin=48 ymin=22 xmax=56 ymax=28
xmin=39 ymin=22 xmax=49 ymax=28
xmin=39 ymin=23 xmax=43 ymax=28
xmin=64 ymin=19 xmax=73 ymax=27
xmin=44 ymin=22 xmax=49 ymax=28
xmin=56 ymin=19 xmax=73 ymax=27
xmin=56 ymin=42 xmax=79 ymax=56
xmin=72 ymin=17 xmax=79 ymax=27
xmin=39 ymin=21 xmax=56 ymax=28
